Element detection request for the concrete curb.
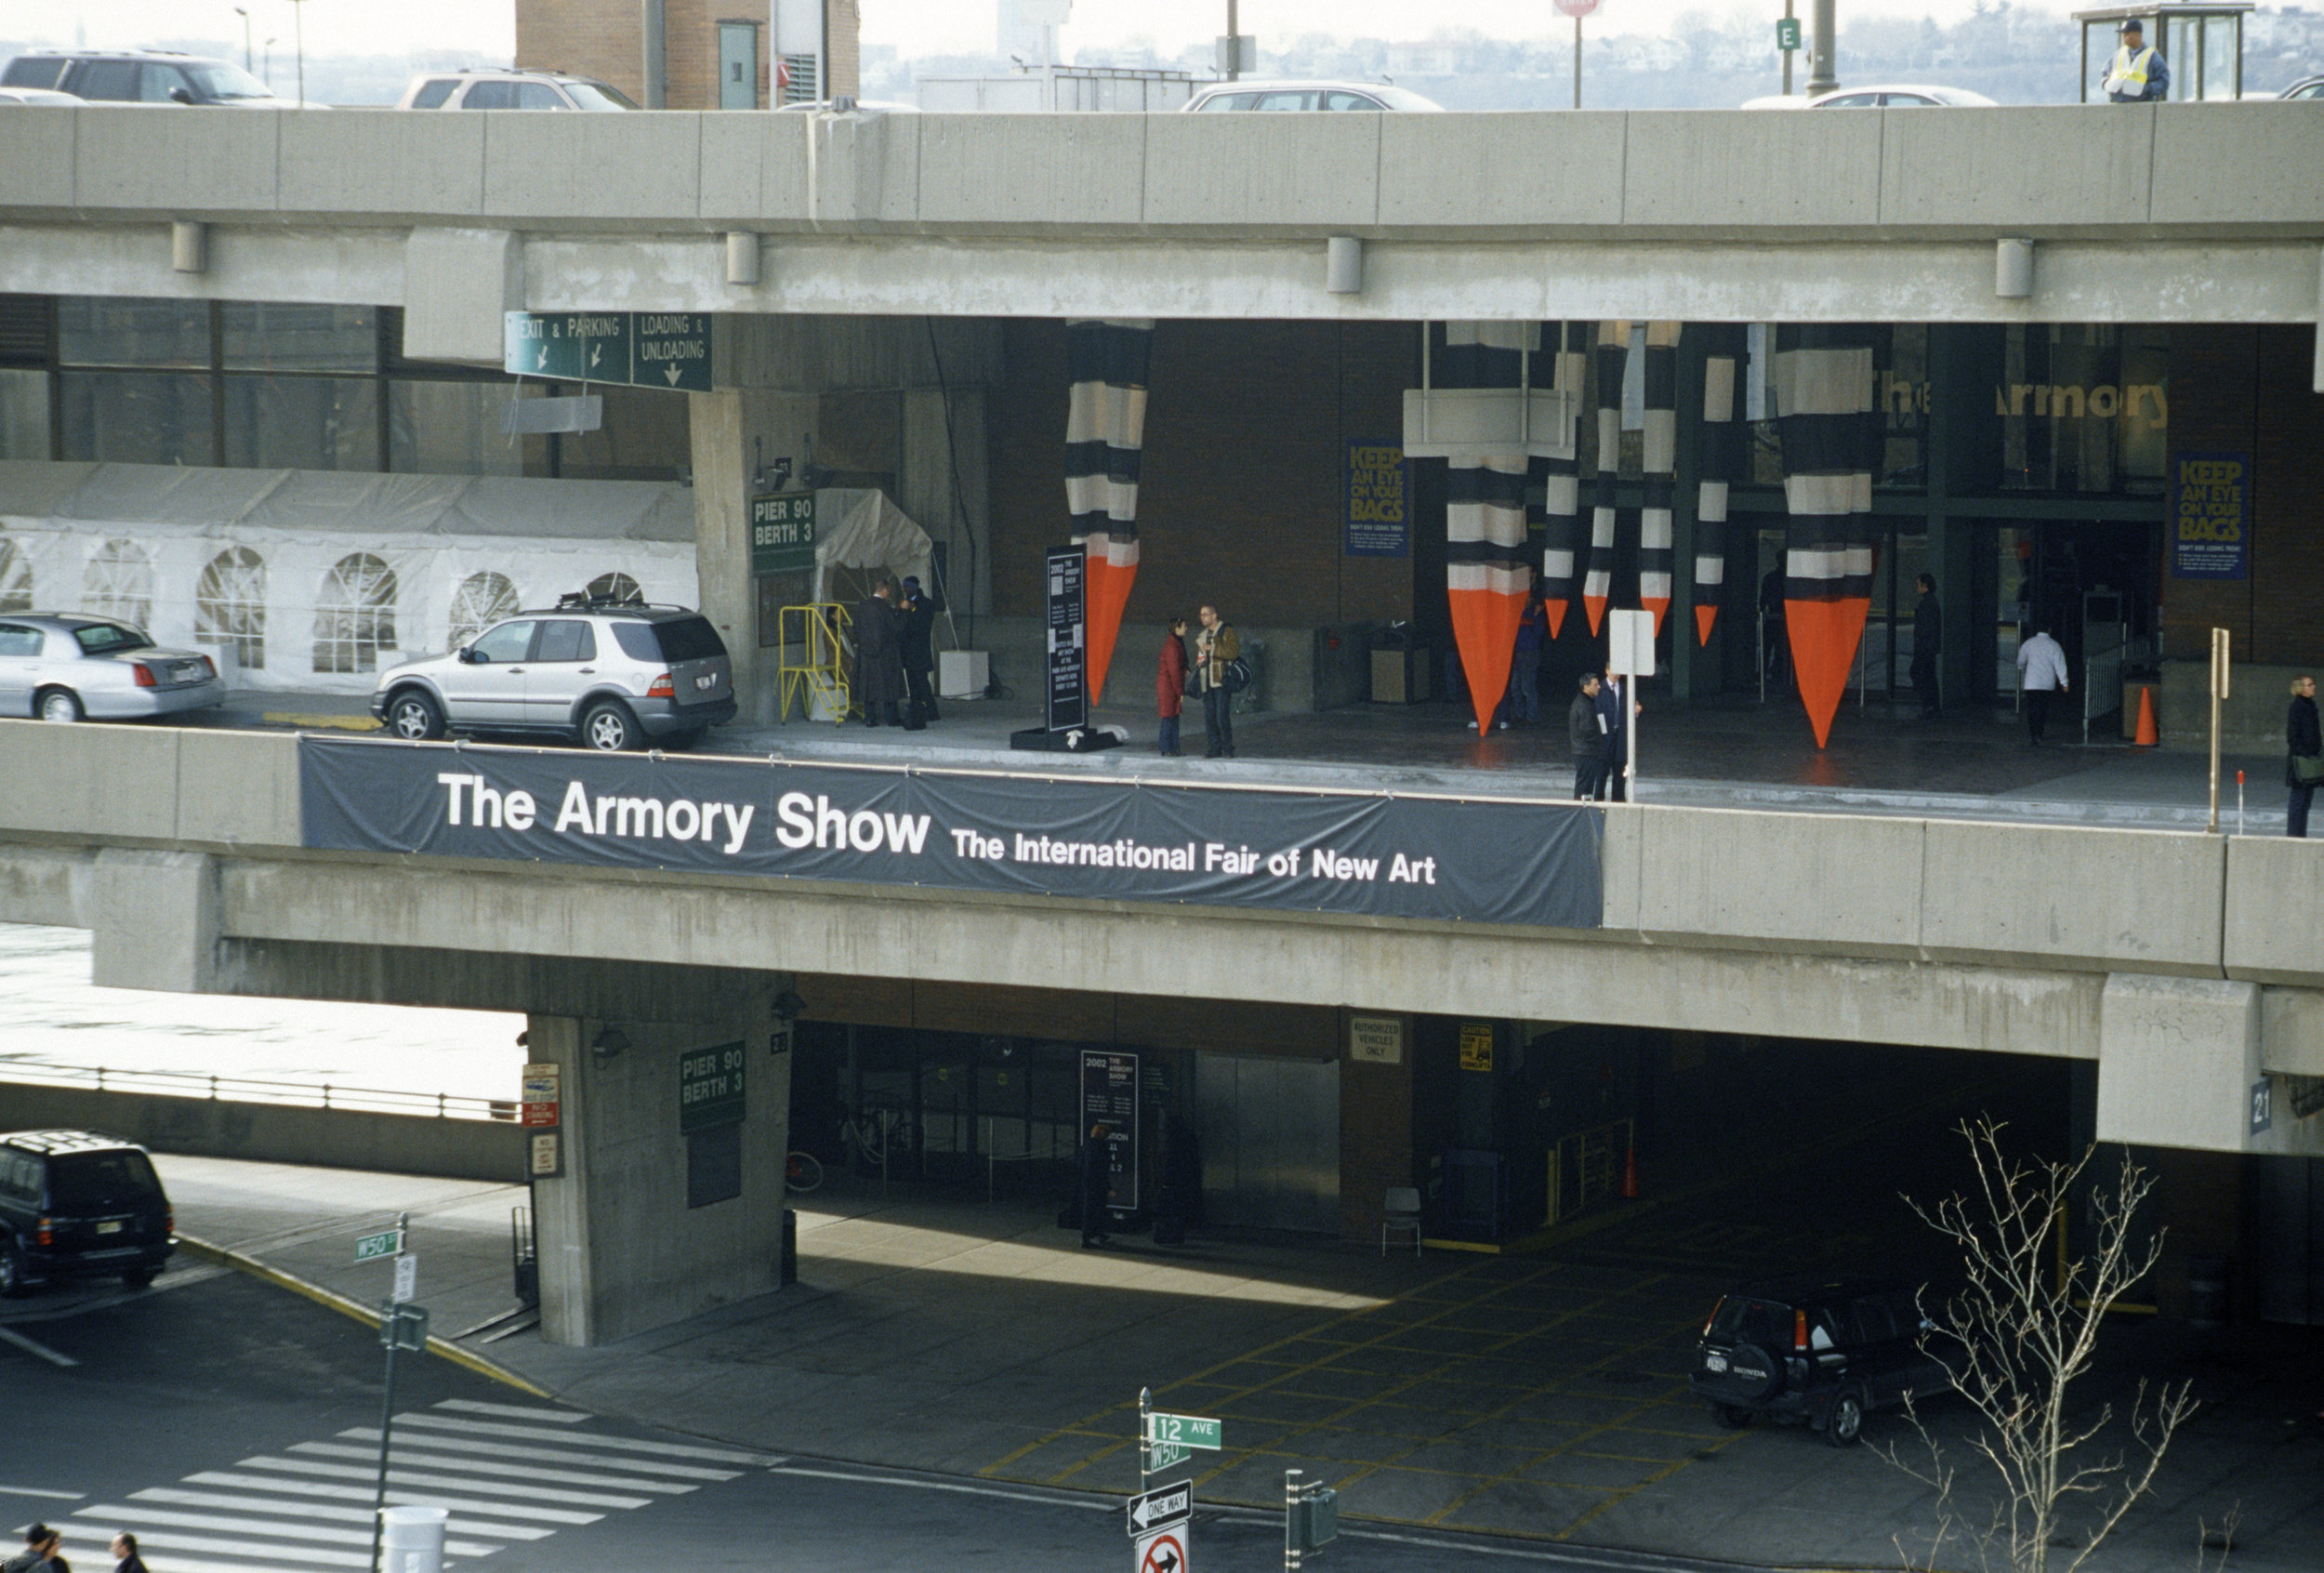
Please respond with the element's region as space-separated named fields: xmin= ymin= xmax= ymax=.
xmin=174 ymin=1232 xmax=550 ymax=1397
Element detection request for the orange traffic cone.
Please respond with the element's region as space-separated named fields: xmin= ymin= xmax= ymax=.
xmin=1620 ymin=1140 xmax=1640 ymax=1200
xmin=2133 ymin=684 xmax=2159 ymax=747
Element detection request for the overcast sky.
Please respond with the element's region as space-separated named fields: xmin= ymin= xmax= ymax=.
xmin=14 ymin=0 xmax=2004 ymax=59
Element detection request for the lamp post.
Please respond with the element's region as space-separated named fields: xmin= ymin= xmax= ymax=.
xmin=288 ymin=0 xmax=307 ymax=108
xmin=1807 ymin=0 xmax=1838 ymax=94
xmin=233 ymin=7 xmax=252 ymax=71
xmin=1553 ymin=0 xmax=1603 ymax=110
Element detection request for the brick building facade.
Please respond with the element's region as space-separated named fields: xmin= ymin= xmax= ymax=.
xmin=514 ymin=0 xmax=857 ymax=109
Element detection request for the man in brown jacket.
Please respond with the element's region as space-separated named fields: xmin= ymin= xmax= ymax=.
xmin=1194 ymin=603 xmax=1240 ymax=759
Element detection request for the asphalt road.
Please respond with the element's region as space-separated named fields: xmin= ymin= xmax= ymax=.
xmin=4 ymin=1265 xmax=1748 ymax=1573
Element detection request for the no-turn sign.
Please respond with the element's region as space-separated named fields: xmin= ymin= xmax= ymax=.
xmin=1136 ymin=1526 xmax=1189 ymax=1573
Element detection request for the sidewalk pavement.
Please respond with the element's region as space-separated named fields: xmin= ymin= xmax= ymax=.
xmin=153 ymin=1152 xmax=2324 ymax=1571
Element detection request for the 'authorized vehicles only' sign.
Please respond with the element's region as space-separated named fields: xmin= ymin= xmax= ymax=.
xmin=297 ymin=738 xmax=1603 ymax=930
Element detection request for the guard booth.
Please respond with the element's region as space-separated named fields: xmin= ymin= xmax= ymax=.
xmin=2074 ymin=4 xmax=2251 ymax=101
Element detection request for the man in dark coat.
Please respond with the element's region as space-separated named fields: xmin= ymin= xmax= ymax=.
xmin=5 ymin=1525 xmax=62 ymax=1573
xmin=2288 ymin=673 xmax=2319 ymax=839
xmin=852 ymin=576 xmax=904 ymax=727
xmin=1595 ymin=666 xmax=1638 ymax=802
xmin=1910 ymin=573 xmax=1943 ymax=720
xmin=1568 ymin=672 xmax=1605 ymax=800
xmin=897 ymin=575 xmax=941 ymax=729
xmin=1078 ymin=1122 xmax=1114 ymax=1248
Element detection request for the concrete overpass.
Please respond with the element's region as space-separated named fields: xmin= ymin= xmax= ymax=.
xmin=1 ymin=105 xmax=2321 ymax=365
xmin=3 ymin=720 xmax=2321 ymax=1338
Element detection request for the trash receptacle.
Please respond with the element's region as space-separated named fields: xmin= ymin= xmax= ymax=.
xmin=380 ymin=1504 xmax=449 ymax=1573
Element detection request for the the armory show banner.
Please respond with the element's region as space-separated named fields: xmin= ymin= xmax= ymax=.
xmin=299 ymin=737 xmax=1604 ymax=931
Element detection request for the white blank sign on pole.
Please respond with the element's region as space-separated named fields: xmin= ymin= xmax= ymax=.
xmin=1607 ymin=609 xmax=1657 ymax=676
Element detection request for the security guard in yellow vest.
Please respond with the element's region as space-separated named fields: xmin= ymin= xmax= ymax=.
xmin=2102 ymin=19 xmax=2170 ymax=102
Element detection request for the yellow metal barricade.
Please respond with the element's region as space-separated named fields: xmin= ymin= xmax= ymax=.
xmin=776 ymin=602 xmax=852 ymax=724
xmin=1544 ymin=1117 xmax=1635 ymax=1227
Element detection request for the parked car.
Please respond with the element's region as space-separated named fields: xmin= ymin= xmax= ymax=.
xmin=0 ymin=1130 xmax=175 ymax=1294
xmin=0 ymin=86 xmax=80 ymax=105
xmin=396 ymin=68 xmax=638 ymax=112
xmin=0 ymin=613 xmax=226 ymax=723
xmin=370 ymin=595 xmax=736 ymax=751
xmin=1182 ymin=79 xmax=1445 ymax=112
xmin=1 ymin=48 xmax=286 ymax=106
xmin=2278 ymin=75 xmax=2324 ymax=100
xmin=1689 ymin=1276 xmax=1955 ymax=1446
xmin=1743 ymin=84 xmax=1999 ymax=109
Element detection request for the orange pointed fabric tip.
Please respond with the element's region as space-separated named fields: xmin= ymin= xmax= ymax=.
xmin=1584 ymin=594 xmax=1608 ymax=638
xmin=1786 ymin=596 xmax=1871 ymax=749
xmin=1448 ymin=588 xmax=1522 ymax=739
xmin=1544 ymin=599 xmax=1568 ymax=641
xmin=1080 ymin=557 xmax=1135 ymax=706
xmin=1641 ymin=597 xmax=1670 ymax=639
xmin=1695 ymin=604 xmax=1719 ymax=647
xmin=2134 ymin=684 xmax=2159 ymax=747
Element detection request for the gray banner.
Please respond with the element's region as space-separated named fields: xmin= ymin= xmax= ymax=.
xmin=299 ymin=738 xmax=1603 ymax=930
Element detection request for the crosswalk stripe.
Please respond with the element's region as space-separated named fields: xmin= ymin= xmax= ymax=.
xmin=78 ymin=1505 xmax=497 ymax=1557
xmin=185 ymin=1471 xmax=605 ymax=1525
xmin=393 ymin=1411 xmax=775 ymax=1465
xmin=240 ymin=1454 xmax=652 ymax=1510
xmin=129 ymin=1487 xmax=554 ymax=1540
xmin=290 ymin=1441 xmax=700 ymax=1494
xmin=435 ymin=1398 xmax=591 ymax=1424
xmin=100 ymin=1559 xmax=338 ymax=1573
xmin=336 ymin=1427 xmax=741 ymax=1482
xmin=73 ymin=1528 xmax=371 ymax=1568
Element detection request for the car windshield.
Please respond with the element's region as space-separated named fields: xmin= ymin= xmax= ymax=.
xmin=47 ymin=1149 xmax=162 ymax=1213
xmin=183 ymin=61 xmax=278 ymax=101
xmin=73 ymin=621 xmax=153 ymax=655
xmin=1709 ymin=1296 xmax=1791 ymax=1345
xmin=563 ymin=80 xmax=638 ymax=111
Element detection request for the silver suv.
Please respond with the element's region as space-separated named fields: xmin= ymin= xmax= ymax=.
xmin=369 ymin=597 xmax=735 ymax=751
xmin=396 ymin=68 xmax=637 ymax=112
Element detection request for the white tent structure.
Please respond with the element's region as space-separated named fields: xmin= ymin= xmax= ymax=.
xmin=808 ymin=487 xmax=935 ymax=609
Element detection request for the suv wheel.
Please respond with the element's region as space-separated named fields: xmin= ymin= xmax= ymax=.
xmin=1823 ymin=1386 xmax=1866 ymax=1447
xmin=386 ymin=690 xmax=446 ymax=741
xmin=581 ymin=700 xmax=638 ymax=751
xmin=1712 ymin=1404 xmax=1753 ymax=1429
xmin=0 ymin=1238 xmax=27 ymax=1297
xmin=122 ymin=1264 xmax=156 ymax=1289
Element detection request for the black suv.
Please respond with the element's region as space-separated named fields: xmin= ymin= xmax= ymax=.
xmin=1 ymin=49 xmax=285 ymax=106
xmin=0 ymin=1131 xmax=175 ymax=1294
xmin=1689 ymin=1276 xmax=1952 ymax=1446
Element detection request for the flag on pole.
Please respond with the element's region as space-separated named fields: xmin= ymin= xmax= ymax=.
xmin=1773 ymin=325 xmax=1879 ymax=748
xmin=1440 ymin=321 xmax=1535 ymax=736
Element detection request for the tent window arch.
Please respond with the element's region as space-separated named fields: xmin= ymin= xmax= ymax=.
xmin=313 ymin=552 xmax=398 ymax=673
xmin=587 ymin=571 xmax=643 ymax=605
xmin=85 ymin=537 xmax=154 ymax=628
xmin=450 ymin=571 xmax=521 ymax=649
xmin=0 ymin=537 xmax=31 ymax=613
xmin=195 ymin=546 xmax=266 ymax=670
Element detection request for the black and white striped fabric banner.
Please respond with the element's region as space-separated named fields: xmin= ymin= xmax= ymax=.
xmin=1691 ymin=323 xmax=1749 ymax=647
xmin=1584 ymin=320 xmax=1629 ymax=637
xmin=1442 ymin=321 xmax=1536 ymax=734
xmin=1535 ymin=322 xmax=1591 ymax=641
xmin=1063 ymin=317 xmax=1154 ymax=704
xmin=1773 ymin=324 xmax=1879 ymax=747
xmin=1637 ymin=321 xmax=1680 ymax=635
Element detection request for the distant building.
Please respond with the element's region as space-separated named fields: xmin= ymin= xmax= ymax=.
xmin=514 ymin=0 xmax=860 ymax=109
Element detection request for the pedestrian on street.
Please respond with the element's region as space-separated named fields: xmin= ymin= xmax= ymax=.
xmin=1569 ymin=672 xmax=1606 ymax=800
xmin=5 ymin=1526 xmax=61 ymax=1573
xmin=1078 ymin=1121 xmax=1114 ymax=1248
xmin=108 ymin=1535 xmax=146 ymax=1573
xmin=2287 ymin=673 xmax=2320 ymax=839
xmin=2015 ymin=625 xmax=2070 ymax=746
xmin=1910 ymin=573 xmax=1943 ymax=720
xmin=1194 ymin=603 xmax=1239 ymax=760
xmin=2100 ymin=19 xmax=2170 ymax=102
xmin=897 ymin=575 xmax=941 ymax=729
xmin=1155 ymin=614 xmax=1190 ymax=757
xmin=1511 ymin=588 xmax=1548 ymax=723
xmin=1596 ymin=665 xmax=1640 ymax=801
xmin=851 ymin=576 xmax=905 ymax=728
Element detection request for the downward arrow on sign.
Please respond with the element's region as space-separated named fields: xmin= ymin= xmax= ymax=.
xmin=665 ymin=364 xmax=682 ymax=386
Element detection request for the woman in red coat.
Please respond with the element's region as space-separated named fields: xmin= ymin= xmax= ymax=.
xmin=1156 ymin=615 xmax=1189 ymax=756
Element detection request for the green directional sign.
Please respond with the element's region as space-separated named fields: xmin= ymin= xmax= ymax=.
xmin=502 ymin=311 xmax=711 ymax=393
xmin=1147 ymin=1412 xmax=1222 ymax=1451
xmin=1143 ymin=1440 xmax=1193 ymax=1473
xmin=679 ymin=1039 xmax=747 ymax=1134
xmin=750 ymin=492 xmax=818 ymax=575
xmin=354 ymin=1229 xmax=403 ymax=1262
xmin=1776 ymin=17 xmax=1802 ymax=50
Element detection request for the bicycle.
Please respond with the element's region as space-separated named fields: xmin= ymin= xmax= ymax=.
xmin=785 ymin=1150 xmax=825 ymax=1195
xmin=838 ymin=1109 xmax=909 ymax=1168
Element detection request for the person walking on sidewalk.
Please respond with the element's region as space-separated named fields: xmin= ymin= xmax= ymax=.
xmin=1595 ymin=665 xmax=1640 ymax=800
xmin=1077 ymin=1122 xmax=1114 ymax=1248
xmin=108 ymin=1535 xmax=147 ymax=1573
xmin=6 ymin=1526 xmax=62 ymax=1573
xmin=1910 ymin=573 xmax=1943 ymax=720
xmin=851 ymin=577 xmax=905 ymax=727
xmin=1155 ymin=615 xmax=1190 ymax=757
xmin=2015 ymin=625 xmax=2070 ymax=746
xmin=1194 ymin=603 xmax=1239 ymax=759
xmin=1569 ymin=673 xmax=1606 ymax=800
xmin=2288 ymin=673 xmax=2320 ymax=839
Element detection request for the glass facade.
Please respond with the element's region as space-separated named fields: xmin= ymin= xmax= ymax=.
xmin=59 ymin=372 xmax=217 ymax=466
xmin=2000 ymin=324 xmax=2167 ymax=496
xmin=222 ymin=375 xmax=379 ymax=470
xmin=0 ymin=368 xmax=46 ymax=459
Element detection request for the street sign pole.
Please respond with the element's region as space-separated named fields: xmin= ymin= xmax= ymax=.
xmin=367 ymin=1211 xmax=414 ymax=1573
xmin=1139 ymin=1385 xmax=1153 ymax=1493
xmin=1553 ymin=0 xmax=1601 ymax=109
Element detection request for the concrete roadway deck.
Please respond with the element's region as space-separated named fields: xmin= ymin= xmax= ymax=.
xmin=213 ymin=684 xmax=2292 ymax=834
xmin=141 ymin=1074 xmax=2324 ymax=1572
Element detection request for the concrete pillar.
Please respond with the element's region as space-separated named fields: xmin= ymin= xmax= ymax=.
xmin=899 ymin=385 xmax=991 ymax=637
xmin=689 ymin=388 xmax=820 ymax=725
xmin=90 ymin=848 xmax=217 ymax=994
xmin=531 ymin=985 xmax=788 ymax=1346
xmin=402 ymin=230 xmax=524 ymax=365
xmin=2095 ymin=973 xmax=2261 ymax=1152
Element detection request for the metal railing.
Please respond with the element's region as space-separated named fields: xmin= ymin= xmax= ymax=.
xmin=0 ymin=1060 xmax=508 ymax=1122
xmin=1544 ymin=1116 xmax=1634 ymax=1228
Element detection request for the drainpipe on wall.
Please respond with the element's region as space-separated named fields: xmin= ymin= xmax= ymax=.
xmin=641 ymin=0 xmax=667 ymax=108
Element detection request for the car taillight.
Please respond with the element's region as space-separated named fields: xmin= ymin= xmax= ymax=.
xmin=1703 ymin=1298 xmax=1723 ymax=1339
xmin=131 ymin=662 xmax=157 ymax=688
xmin=200 ymin=655 xmax=217 ymax=680
xmin=165 ymin=1209 xmax=175 ymax=1236
xmin=647 ymin=672 xmax=675 ymax=698
xmin=35 ymin=1216 xmax=53 ymax=1247
xmin=1794 ymin=1308 xmax=1809 ymax=1351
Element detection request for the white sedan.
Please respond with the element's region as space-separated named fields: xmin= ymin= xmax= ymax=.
xmin=0 ymin=613 xmax=226 ymax=723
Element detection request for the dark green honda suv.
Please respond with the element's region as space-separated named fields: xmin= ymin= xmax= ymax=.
xmin=0 ymin=1130 xmax=175 ymax=1294
xmin=1689 ymin=1276 xmax=1955 ymax=1447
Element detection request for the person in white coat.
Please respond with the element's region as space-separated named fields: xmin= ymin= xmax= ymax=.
xmin=2016 ymin=626 xmax=2071 ymax=747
